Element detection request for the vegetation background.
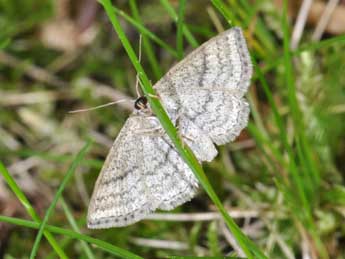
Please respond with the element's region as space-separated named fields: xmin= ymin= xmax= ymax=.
xmin=1 ymin=0 xmax=345 ymax=258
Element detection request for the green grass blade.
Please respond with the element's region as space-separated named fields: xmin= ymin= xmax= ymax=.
xmin=176 ymin=0 xmax=187 ymax=59
xmin=295 ymin=33 xmax=345 ymax=55
xmin=251 ymin=57 xmax=290 ymax=148
xmin=0 ymin=38 xmax=10 ymax=49
xmin=247 ymin=92 xmax=268 ymax=138
xmin=235 ymin=0 xmax=276 ymax=53
xmin=129 ymin=0 xmax=163 ymax=80
xmin=45 ymin=238 xmax=73 ymax=259
xmin=158 ymin=0 xmax=176 ymax=18
xmin=99 ymin=1 xmax=267 ymax=258
xmin=0 ymin=215 xmax=144 ymax=259
xmin=211 ymin=0 xmax=269 ymax=56
xmin=29 ymin=140 xmax=92 ymax=259
xmin=257 ymin=34 xmax=345 ymax=81
xmin=5 ymin=149 xmax=103 ymax=169
xmin=0 ymin=162 xmax=69 ymax=259
xmin=112 ymin=5 xmax=178 ymax=58
xmin=254 ymin=34 xmax=311 ymax=226
xmin=167 ymin=257 xmax=244 ymax=259
xmin=211 ymin=0 xmax=236 ymax=26
xmin=207 ymin=221 xmax=221 ymax=256
xmin=281 ymin=1 xmax=327 ymax=257
xmin=282 ymin=1 xmax=301 ymax=126
xmin=60 ymin=198 xmax=96 ymax=259
xmin=159 ymin=0 xmax=199 ymax=48
xmin=247 ymin=123 xmax=286 ymax=171
xmin=281 ymin=0 xmax=312 ymax=211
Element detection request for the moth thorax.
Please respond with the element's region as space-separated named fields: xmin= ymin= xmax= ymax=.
xmin=134 ymin=96 xmax=148 ymax=110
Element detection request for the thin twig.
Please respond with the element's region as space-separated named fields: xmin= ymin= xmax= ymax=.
xmin=221 ymin=221 xmax=246 ymax=257
xmin=89 ymin=130 xmax=113 ymax=148
xmin=229 ymin=139 xmax=256 ymax=151
xmin=312 ymin=0 xmax=340 ymax=41
xmin=0 ymin=91 xmax=65 ymax=106
xmin=130 ymin=237 xmax=189 ymax=250
xmin=207 ymin=5 xmax=225 ymax=33
xmin=0 ymin=51 xmax=134 ymax=112
xmin=74 ymin=170 xmax=90 ymax=207
xmin=130 ymin=237 xmax=207 ymax=254
xmin=276 ymin=234 xmax=296 ymax=259
xmin=0 ymin=52 xmax=67 ymax=88
xmin=291 ymin=0 xmax=313 ymax=49
xmin=145 ymin=209 xmax=275 ymax=222
xmin=0 ymin=127 xmax=21 ymax=150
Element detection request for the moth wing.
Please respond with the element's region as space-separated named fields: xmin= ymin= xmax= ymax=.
xmin=87 ymin=116 xmax=156 ymax=228
xmin=139 ymin=117 xmax=199 ymax=210
xmin=87 ymin=116 xmax=200 ymax=228
xmin=155 ymin=27 xmax=252 ymax=97
xmin=154 ymin=27 xmax=252 ymax=153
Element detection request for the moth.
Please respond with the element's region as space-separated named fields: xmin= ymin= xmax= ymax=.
xmin=87 ymin=27 xmax=252 ymax=228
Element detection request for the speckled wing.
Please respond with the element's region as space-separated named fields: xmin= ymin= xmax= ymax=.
xmin=87 ymin=28 xmax=252 ymax=228
xmin=154 ymin=27 xmax=252 ymax=156
xmin=140 ymin=117 xmax=199 ymax=210
xmin=87 ymin=115 xmax=199 ymax=228
xmin=87 ymin=116 xmax=152 ymax=228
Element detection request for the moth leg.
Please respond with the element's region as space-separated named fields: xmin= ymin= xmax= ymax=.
xmin=181 ymin=134 xmax=195 ymax=142
xmin=175 ymin=111 xmax=190 ymax=148
xmin=146 ymin=93 xmax=161 ymax=99
xmin=134 ymin=126 xmax=165 ymax=137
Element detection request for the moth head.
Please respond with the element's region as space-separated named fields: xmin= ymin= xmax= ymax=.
xmin=134 ymin=96 xmax=151 ymax=115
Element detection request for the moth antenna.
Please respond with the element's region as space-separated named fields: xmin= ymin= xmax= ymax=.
xmin=68 ymin=99 xmax=133 ymax=114
xmin=135 ymin=34 xmax=143 ymax=98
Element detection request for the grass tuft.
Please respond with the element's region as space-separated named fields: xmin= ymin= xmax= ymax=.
xmin=0 ymin=162 xmax=69 ymax=259
xmin=29 ymin=140 xmax=92 ymax=259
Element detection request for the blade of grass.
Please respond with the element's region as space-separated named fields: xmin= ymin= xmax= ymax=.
xmin=0 ymin=215 xmax=144 ymax=259
xmin=282 ymin=1 xmax=302 ymax=126
xmin=167 ymin=257 xmax=244 ymax=259
xmin=176 ymin=0 xmax=187 ymax=60
xmin=4 ymin=149 xmax=103 ymax=169
xmin=207 ymin=221 xmax=222 ymax=256
xmin=236 ymin=0 xmax=276 ymax=53
xmin=281 ymin=1 xmax=327 ymax=257
xmin=252 ymin=57 xmax=289 ymax=147
xmin=60 ymin=198 xmax=96 ymax=259
xmin=232 ymin=0 xmax=256 ymax=26
xmin=295 ymin=136 xmax=314 ymax=202
xmin=252 ymin=54 xmax=314 ymax=234
xmin=247 ymin=123 xmax=286 ymax=171
xmin=187 ymin=24 xmax=214 ymax=37
xmin=211 ymin=0 xmax=267 ymax=56
xmin=254 ymin=54 xmax=312 ymax=215
xmin=256 ymin=33 xmax=345 ymax=81
xmin=0 ymin=162 xmax=69 ymax=259
xmin=45 ymin=236 xmax=73 ymax=259
xmin=112 ymin=5 xmax=178 ymax=58
xmin=159 ymin=0 xmax=199 ymax=48
xmin=129 ymin=0 xmax=163 ymax=80
xmin=0 ymin=38 xmax=10 ymax=49
xmin=210 ymin=0 xmax=237 ymax=26
xmin=99 ymin=1 xmax=267 ymax=258
xmin=294 ymin=33 xmax=345 ymax=54
xmin=29 ymin=140 xmax=92 ymax=259
xmin=282 ymin=0 xmax=313 ymax=214
xmin=247 ymin=91 xmax=268 ymax=138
